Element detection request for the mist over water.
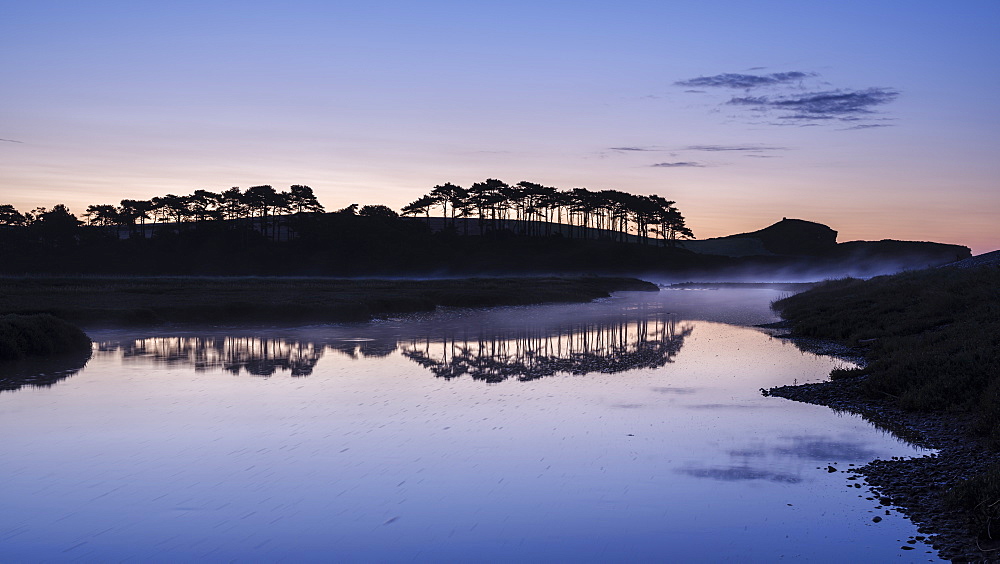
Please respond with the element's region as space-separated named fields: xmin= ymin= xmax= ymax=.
xmin=0 ymin=290 xmax=939 ymax=561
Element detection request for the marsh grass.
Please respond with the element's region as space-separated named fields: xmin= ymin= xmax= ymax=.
xmin=946 ymin=462 xmax=1000 ymax=542
xmin=0 ymin=313 xmax=92 ymax=360
xmin=772 ymin=265 xmax=1000 ymax=536
xmin=772 ymin=267 xmax=1000 ymax=431
xmin=0 ymin=276 xmax=658 ymax=326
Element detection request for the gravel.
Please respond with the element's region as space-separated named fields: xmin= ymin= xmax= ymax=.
xmin=765 ymin=376 xmax=1000 ymax=562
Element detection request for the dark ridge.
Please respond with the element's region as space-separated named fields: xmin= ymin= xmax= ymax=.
xmin=717 ymin=218 xmax=838 ymax=255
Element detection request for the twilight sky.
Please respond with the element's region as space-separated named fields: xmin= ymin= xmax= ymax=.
xmin=2 ymin=1 xmax=999 ymax=252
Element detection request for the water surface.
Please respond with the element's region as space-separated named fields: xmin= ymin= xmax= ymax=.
xmin=0 ymin=289 xmax=937 ymax=561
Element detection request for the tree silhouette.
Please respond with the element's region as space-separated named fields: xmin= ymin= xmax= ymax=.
xmin=31 ymin=204 xmax=82 ymax=247
xmin=359 ymin=204 xmax=399 ymax=219
xmin=288 ymin=185 xmax=324 ymax=214
xmin=0 ymin=204 xmax=27 ymax=227
xmin=401 ymin=194 xmax=437 ymax=218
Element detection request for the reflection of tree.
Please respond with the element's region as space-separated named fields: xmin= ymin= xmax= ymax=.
xmin=103 ymin=337 xmax=324 ymax=377
xmin=0 ymin=349 xmax=92 ymax=393
xmin=401 ymin=316 xmax=693 ymax=383
xmin=328 ymin=339 xmax=399 ymax=359
xmin=92 ymin=314 xmax=692 ymax=383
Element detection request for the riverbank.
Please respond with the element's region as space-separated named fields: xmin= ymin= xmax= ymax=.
xmin=0 ymin=314 xmax=92 ymax=360
xmin=0 ymin=276 xmax=658 ymax=326
xmin=766 ymin=377 xmax=997 ymax=561
xmin=765 ymin=259 xmax=1000 ymax=562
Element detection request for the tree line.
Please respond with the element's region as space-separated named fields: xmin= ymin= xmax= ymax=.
xmin=0 ymin=179 xmax=693 ymax=245
xmin=401 ymin=180 xmax=694 ymax=245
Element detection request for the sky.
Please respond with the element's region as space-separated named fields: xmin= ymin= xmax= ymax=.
xmin=2 ymin=1 xmax=999 ymax=253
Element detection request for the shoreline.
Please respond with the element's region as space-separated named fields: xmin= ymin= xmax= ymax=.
xmin=0 ymin=275 xmax=659 ymax=326
xmin=766 ymin=357 xmax=1000 ymax=561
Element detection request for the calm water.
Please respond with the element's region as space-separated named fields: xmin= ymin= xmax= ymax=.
xmin=0 ymin=289 xmax=938 ymax=561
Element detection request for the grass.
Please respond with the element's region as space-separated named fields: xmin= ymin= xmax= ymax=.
xmin=772 ymin=264 xmax=1000 ymax=538
xmin=946 ymin=461 xmax=1000 ymax=542
xmin=0 ymin=313 xmax=92 ymax=360
xmin=772 ymin=267 xmax=1000 ymax=431
xmin=0 ymin=275 xmax=659 ymax=325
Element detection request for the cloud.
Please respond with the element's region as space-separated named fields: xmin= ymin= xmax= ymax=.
xmin=609 ymin=146 xmax=656 ymax=152
xmin=683 ymin=144 xmax=787 ymax=152
xmin=675 ymin=70 xmax=900 ymax=129
xmin=839 ymin=123 xmax=894 ymax=131
xmin=675 ymin=71 xmax=814 ymax=89
xmin=651 ymin=161 xmax=704 ymax=168
xmin=0 ymin=138 xmax=24 ymax=143
xmin=727 ymin=87 xmax=899 ymax=122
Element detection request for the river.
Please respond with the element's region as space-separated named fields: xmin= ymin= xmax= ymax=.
xmin=0 ymin=288 xmax=938 ymax=561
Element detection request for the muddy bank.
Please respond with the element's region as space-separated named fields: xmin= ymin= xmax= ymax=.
xmin=766 ymin=375 xmax=1000 ymax=562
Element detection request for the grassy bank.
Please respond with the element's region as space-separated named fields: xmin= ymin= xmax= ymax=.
xmin=0 ymin=276 xmax=658 ymax=325
xmin=772 ymin=264 xmax=1000 ymax=540
xmin=0 ymin=314 xmax=92 ymax=360
xmin=772 ymin=266 xmax=1000 ymax=438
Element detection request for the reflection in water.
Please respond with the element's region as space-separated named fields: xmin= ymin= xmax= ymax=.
xmin=681 ymin=433 xmax=886 ymax=484
xmin=403 ymin=316 xmax=692 ymax=382
xmin=679 ymin=465 xmax=803 ymax=483
xmin=101 ymin=337 xmax=324 ymax=377
xmin=0 ymin=290 xmax=936 ymax=562
xmin=0 ymin=350 xmax=92 ymax=393
xmin=94 ymin=315 xmax=693 ymax=383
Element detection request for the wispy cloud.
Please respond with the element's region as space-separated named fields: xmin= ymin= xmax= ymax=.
xmin=728 ymin=87 xmax=899 ymax=121
xmin=676 ymin=71 xmax=814 ymax=89
xmin=675 ymin=70 xmax=900 ymax=128
xmin=651 ymin=161 xmax=704 ymax=168
xmin=683 ymin=144 xmax=787 ymax=152
xmin=839 ymin=123 xmax=894 ymax=131
xmin=609 ymin=146 xmax=656 ymax=152
xmin=1 ymin=138 xmax=24 ymax=143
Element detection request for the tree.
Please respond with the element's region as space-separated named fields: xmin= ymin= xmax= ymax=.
xmin=359 ymin=204 xmax=399 ymax=219
xmin=0 ymin=204 xmax=26 ymax=227
xmin=187 ymin=190 xmax=221 ymax=223
xmin=219 ymin=187 xmax=247 ymax=221
xmin=119 ymin=199 xmax=154 ymax=236
xmin=428 ymin=183 xmax=467 ymax=225
xmin=401 ymin=195 xmax=436 ymax=218
xmin=244 ymin=185 xmax=282 ymax=237
xmin=31 ymin=204 xmax=82 ymax=247
xmin=288 ymin=185 xmax=325 ymax=214
xmin=335 ymin=203 xmax=359 ymax=215
xmin=152 ymin=194 xmax=188 ymax=224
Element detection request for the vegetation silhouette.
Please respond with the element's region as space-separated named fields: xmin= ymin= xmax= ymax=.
xmin=0 ymin=180 xmax=710 ymax=276
xmin=0 ymin=181 xmax=970 ymax=276
xmin=0 ymin=314 xmax=91 ymax=360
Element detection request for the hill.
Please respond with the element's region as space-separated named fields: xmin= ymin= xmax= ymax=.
xmin=679 ymin=218 xmax=970 ymax=276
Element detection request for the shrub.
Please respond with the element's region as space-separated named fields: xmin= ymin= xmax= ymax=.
xmin=0 ymin=314 xmax=92 ymax=360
